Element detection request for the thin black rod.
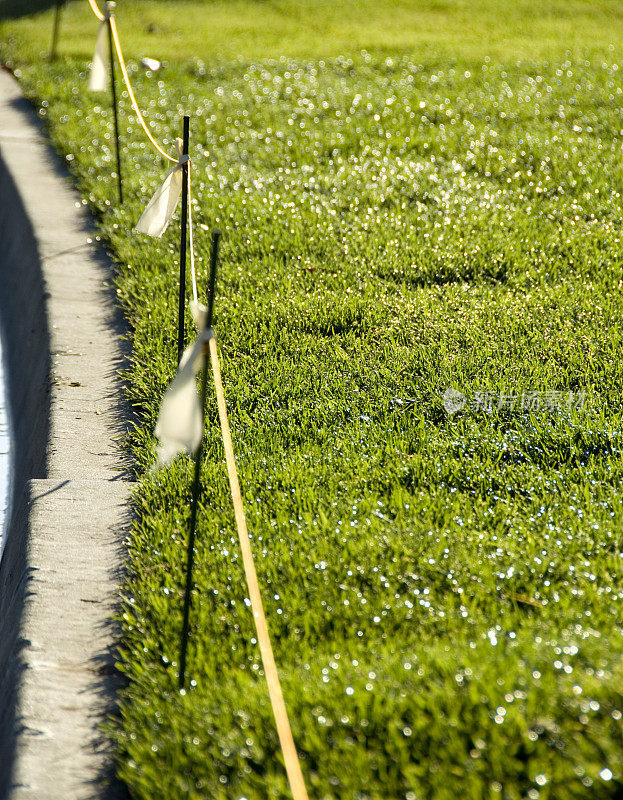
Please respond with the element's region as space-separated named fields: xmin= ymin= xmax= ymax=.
xmin=107 ymin=12 xmax=123 ymax=205
xmin=178 ymin=230 xmax=221 ymax=690
xmin=206 ymin=230 xmax=220 ymax=328
xmin=177 ymin=350 xmax=209 ymax=690
xmin=177 ymin=115 xmax=190 ymax=365
xmin=50 ymin=0 xmax=63 ymax=63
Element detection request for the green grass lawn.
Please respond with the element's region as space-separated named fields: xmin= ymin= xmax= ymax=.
xmin=2 ymin=1 xmax=623 ymax=798
xmin=3 ymin=0 xmax=623 ymax=62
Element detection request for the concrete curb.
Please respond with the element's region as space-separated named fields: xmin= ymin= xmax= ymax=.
xmin=0 ymin=69 xmax=131 ymax=799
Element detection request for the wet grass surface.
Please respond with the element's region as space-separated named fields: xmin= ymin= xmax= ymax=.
xmin=2 ymin=0 xmax=623 ymax=61
xmin=1 ymin=2 xmax=623 ymax=798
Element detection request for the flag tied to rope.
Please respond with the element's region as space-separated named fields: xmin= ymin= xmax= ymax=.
xmin=154 ymin=301 xmax=209 ymax=466
xmin=88 ymin=19 xmax=108 ymax=92
xmin=135 ymin=139 xmax=188 ymax=238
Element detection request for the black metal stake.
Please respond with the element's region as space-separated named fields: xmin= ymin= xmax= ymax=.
xmin=177 ymin=115 xmax=190 ymax=365
xmin=49 ymin=0 xmax=64 ymax=63
xmin=107 ymin=4 xmax=123 ymax=205
xmin=178 ymin=230 xmax=221 ymax=691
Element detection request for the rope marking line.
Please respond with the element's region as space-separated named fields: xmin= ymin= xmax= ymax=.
xmin=88 ymin=0 xmax=176 ymax=162
xmin=109 ymin=16 xmax=177 ymax=162
xmin=87 ymin=0 xmax=105 ymax=22
xmin=209 ymin=336 xmax=309 ymax=800
xmin=87 ymin=3 xmax=308 ymax=795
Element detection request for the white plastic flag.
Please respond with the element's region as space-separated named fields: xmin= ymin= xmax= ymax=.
xmin=135 ymin=139 xmax=187 ymax=238
xmin=189 ymin=299 xmax=208 ymax=331
xmin=88 ymin=22 xmax=108 ymax=93
xmin=154 ymin=328 xmax=211 ymax=466
xmin=141 ymin=57 xmax=161 ymax=72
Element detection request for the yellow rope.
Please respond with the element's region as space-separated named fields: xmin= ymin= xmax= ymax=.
xmin=108 ymin=16 xmax=177 ymax=162
xmin=87 ymin=0 xmax=176 ymax=161
xmin=87 ymin=0 xmax=105 ymax=22
xmin=89 ymin=1 xmax=305 ymax=794
xmin=209 ymin=336 xmax=309 ymax=800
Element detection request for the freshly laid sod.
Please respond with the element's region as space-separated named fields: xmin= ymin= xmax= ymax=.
xmin=2 ymin=1 xmax=623 ymax=798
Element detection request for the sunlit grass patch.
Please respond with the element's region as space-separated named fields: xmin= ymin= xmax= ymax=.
xmin=1 ymin=4 xmax=623 ymax=798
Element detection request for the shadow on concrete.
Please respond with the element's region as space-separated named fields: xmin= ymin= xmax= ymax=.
xmin=0 ymin=89 xmax=132 ymax=799
xmin=0 ymin=144 xmax=51 ymax=797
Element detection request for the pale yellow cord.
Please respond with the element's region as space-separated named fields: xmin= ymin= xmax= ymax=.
xmin=87 ymin=0 xmax=176 ymax=161
xmin=87 ymin=0 xmax=105 ymax=22
xmin=88 ymin=1 xmax=304 ymax=792
xmin=109 ymin=16 xmax=177 ymax=162
xmin=209 ymin=336 xmax=309 ymax=800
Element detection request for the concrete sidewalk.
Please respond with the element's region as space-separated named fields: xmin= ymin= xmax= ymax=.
xmin=0 ymin=68 xmax=131 ymax=799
